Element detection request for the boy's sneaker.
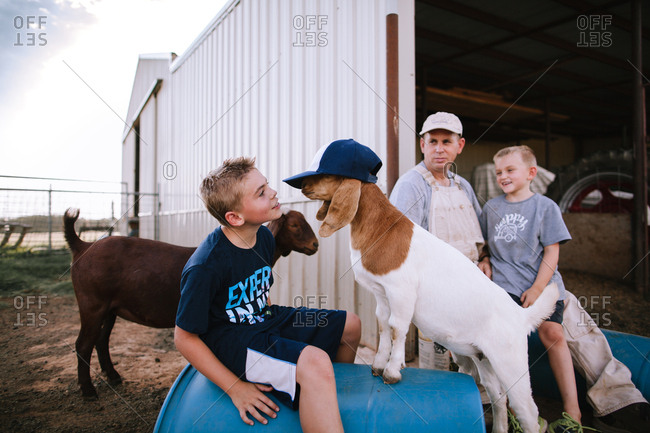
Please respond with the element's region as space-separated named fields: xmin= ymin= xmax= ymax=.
xmin=508 ymin=410 xmax=524 ymax=433
xmin=592 ymin=402 xmax=650 ymax=433
xmin=549 ymin=412 xmax=599 ymax=433
xmin=539 ymin=417 xmax=549 ymax=433
xmin=508 ymin=410 xmax=548 ymax=433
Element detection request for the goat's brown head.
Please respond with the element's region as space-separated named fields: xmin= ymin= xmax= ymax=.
xmin=301 ymin=175 xmax=361 ymax=238
xmin=268 ymin=209 xmax=319 ymax=257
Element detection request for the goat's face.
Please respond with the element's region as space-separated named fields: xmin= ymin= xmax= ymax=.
xmin=281 ymin=210 xmax=319 ymax=255
xmin=300 ymin=175 xmax=342 ymax=201
xmin=301 ymin=175 xmax=361 ymax=238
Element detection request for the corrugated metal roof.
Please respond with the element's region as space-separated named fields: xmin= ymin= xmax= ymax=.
xmin=415 ymin=0 xmax=649 ymax=145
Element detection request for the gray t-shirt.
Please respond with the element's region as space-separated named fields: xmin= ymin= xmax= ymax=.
xmin=389 ymin=162 xmax=483 ymax=228
xmin=479 ymin=194 xmax=571 ymax=300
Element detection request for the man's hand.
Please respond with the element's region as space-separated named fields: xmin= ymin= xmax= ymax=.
xmin=478 ymin=257 xmax=492 ymax=279
xmin=227 ymin=380 xmax=279 ymax=426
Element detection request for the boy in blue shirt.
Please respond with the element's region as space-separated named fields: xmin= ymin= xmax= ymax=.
xmin=174 ymin=157 xmax=361 ymax=432
xmin=480 ymin=146 xmax=591 ymax=433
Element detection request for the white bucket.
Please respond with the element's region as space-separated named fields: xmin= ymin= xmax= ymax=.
xmin=418 ymin=330 xmax=450 ymax=371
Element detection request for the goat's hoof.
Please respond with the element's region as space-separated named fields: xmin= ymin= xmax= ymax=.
xmin=107 ymin=373 xmax=122 ymax=386
xmin=382 ymin=371 xmax=402 ymax=384
xmin=382 ymin=375 xmax=401 ymax=385
xmin=81 ymin=390 xmax=99 ymax=401
xmin=79 ymin=382 xmax=99 ymax=400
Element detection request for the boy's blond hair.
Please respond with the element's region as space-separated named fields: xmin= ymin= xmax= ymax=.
xmin=200 ymin=157 xmax=256 ymax=225
xmin=494 ymin=145 xmax=537 ymax=168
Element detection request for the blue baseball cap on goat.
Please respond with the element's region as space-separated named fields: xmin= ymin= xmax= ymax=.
xmin=283 ymin=139 xmax=383 ymax=189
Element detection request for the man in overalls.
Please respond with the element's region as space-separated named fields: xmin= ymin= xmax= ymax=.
xmin=390 ymin=112 xmax=489 ymax=268
xmin=389 ymin=112 xmax=649 ymax=433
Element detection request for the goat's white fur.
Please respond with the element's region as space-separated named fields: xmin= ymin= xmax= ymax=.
xmin=352 ymin=224 xmax=557 ymax=432
xmin=303 ymin=177 xmax=558 ymax=433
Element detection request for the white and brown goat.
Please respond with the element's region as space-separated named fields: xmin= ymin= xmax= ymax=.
xmin=300 ymin=175 xmax=558 ymax=433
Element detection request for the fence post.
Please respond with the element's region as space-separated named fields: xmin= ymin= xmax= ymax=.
xmin=48 ymin=185 xmax=52 ymax=252
xmin=155 ymin=186 xmax=160 ymax=241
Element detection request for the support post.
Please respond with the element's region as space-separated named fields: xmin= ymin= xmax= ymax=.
xmin=386 ymin=4 xmax=399 ymax=195
xmin=545 ymin=98 xmax=551 ymax=169
xmin=631 ymin=0 xmax=648 ymax=296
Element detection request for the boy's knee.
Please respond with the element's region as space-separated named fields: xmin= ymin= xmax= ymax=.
xmin=297 ymin=346 xmax=334 ymax=383
xmin=539 ymin=322 xmax=565 ymax=346
xmin=344 ymin=312 xmax=362 ymax=341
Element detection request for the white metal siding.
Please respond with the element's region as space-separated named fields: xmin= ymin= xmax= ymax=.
xmin=121 ymin=55 xmax=174 ymax=240
xmin=122 ymin=56 xmax=173 ymax=141
xmin=124 ymin=0 xmax=416 ymax=349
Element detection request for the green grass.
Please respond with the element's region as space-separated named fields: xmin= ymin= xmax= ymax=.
xmin=0 ymin=249 xmax=74 ymax=297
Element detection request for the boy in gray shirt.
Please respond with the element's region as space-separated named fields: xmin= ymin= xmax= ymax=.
xmin=480 ymin=145 xmax=587 ymax=433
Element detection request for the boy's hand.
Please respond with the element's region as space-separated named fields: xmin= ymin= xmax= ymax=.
xmin=227 ymin=381 xmax=279 ymax=426
xmin=520 ymin=286 xmax=544 ymax=308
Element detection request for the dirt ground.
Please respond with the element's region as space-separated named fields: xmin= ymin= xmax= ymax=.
xmin=0 ymin=295 xmax=186 ymax=433
xmin=0 ymin=270 xmax=648 ymax=433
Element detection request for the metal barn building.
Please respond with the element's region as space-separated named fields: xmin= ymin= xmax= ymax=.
xmin=123 ymin=0 xmax=648 ymax=348
xmin=122 ymin=0 xmax=416 ymax=347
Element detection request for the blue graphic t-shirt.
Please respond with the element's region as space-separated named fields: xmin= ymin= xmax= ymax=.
xmin=176 ymin=226 xmax=275 ymax=334
xmin=479 ymin=194 xmax=571 ymax=301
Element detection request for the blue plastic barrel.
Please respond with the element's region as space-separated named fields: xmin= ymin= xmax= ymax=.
xmin=154 ymin=363 xmax=486 ymax=432
xmin=528 ymin=329 xmax=650 ymax=402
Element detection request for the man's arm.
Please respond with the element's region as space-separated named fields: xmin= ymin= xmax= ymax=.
xmin=174 ymin=326 xmax=279 ymax=425
xmin=389 ymin=174 xmax=428 ymax=228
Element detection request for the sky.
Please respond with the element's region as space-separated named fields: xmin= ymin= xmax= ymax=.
xmin=1 ymin=0 xmax=228 ymax=193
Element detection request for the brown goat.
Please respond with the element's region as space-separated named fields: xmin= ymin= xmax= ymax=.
xmin=63 ymin=207 xmax=318 ymax=398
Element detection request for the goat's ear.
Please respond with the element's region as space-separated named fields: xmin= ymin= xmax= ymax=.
xmin=316 ymin=201 xmax=330 ymax=221
xmin=319 ymin=178 xmax=361 ymax=237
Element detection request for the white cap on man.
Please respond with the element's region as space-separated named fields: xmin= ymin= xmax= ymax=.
xmin=420 ymin=112 xmax=463 ymax=136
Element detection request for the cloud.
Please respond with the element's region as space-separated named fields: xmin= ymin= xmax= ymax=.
xmin=0 ymin=0 xmax=97 ymax=101
xmin=0 ymin=0 xmax=227 ymax=185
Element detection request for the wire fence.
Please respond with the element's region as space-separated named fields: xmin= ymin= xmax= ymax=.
xmin=0 ymin=176 xmax=158 ymax=251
